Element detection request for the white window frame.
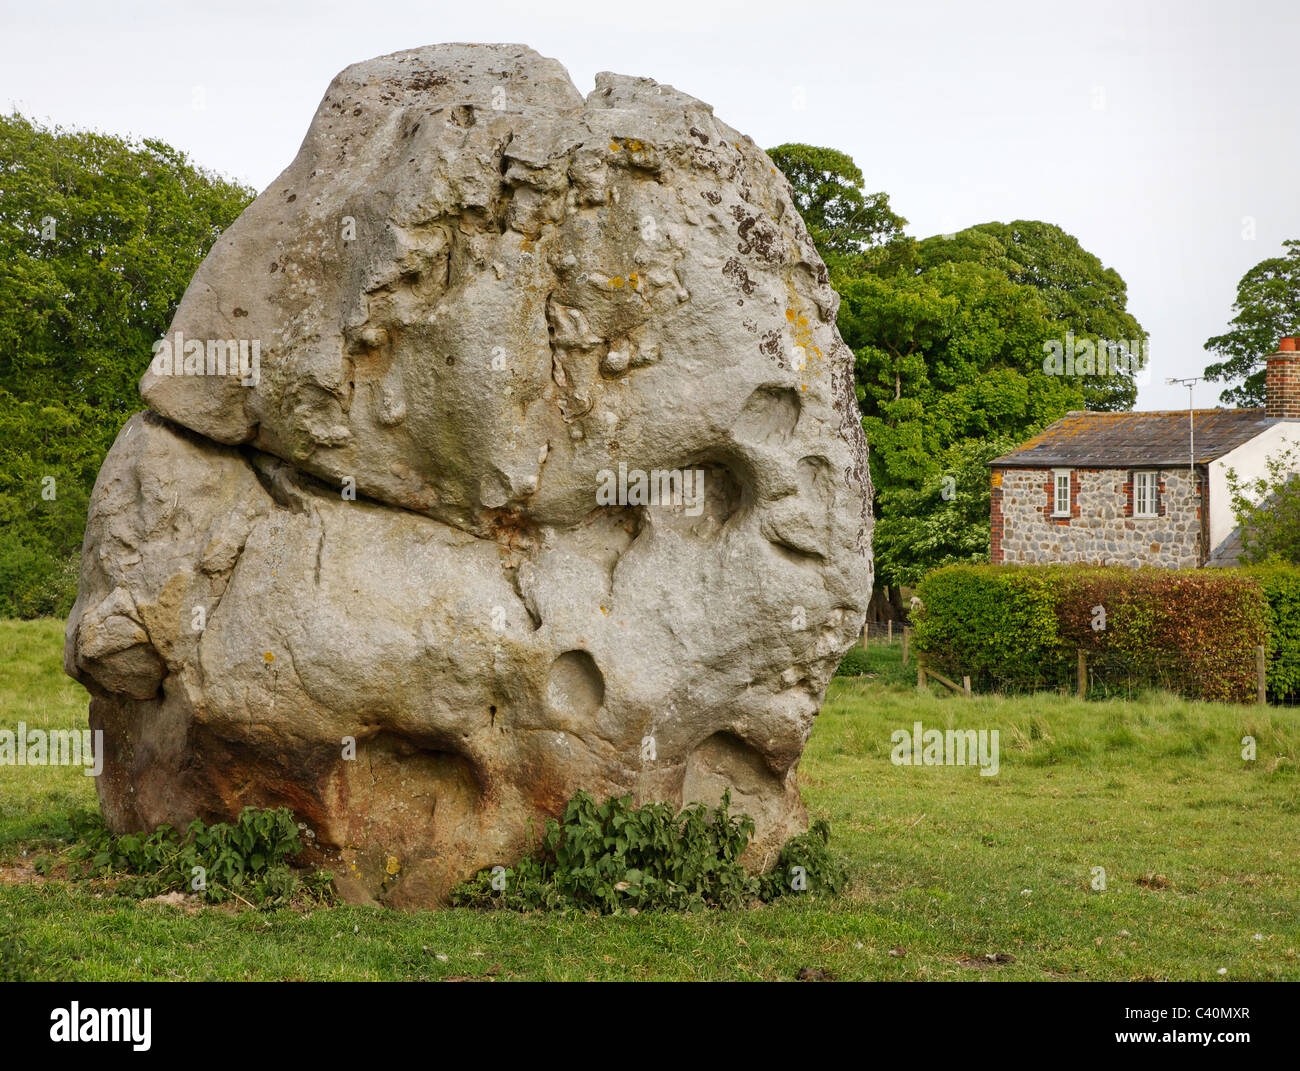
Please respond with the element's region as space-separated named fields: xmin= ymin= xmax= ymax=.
xmin=1051 ymin=469 xmax=1072 ymax=517
xmin=1134 ymin=470 xmax=1159 ymax=518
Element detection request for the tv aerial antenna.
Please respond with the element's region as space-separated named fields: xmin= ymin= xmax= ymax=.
xmin=1166 ymin=376 xmax=1205 ymax=481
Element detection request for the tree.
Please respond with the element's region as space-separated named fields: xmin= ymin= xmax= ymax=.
xmin=835 ymin=271 xmax=953 ymax=492
xmin=767 ymin=147 xmax=1146 ymax=593
xmin=767 ymin=143 xmax=913 ymax=274
xmin=1204 ymin=239 xmax=1300 ymax=406
xmin=1225 ymin=443 xmax=1300 ymax=564
xmin=839 ymin=259 xmax=1086 ymax=510
xmin=0 ymin=113 xmax=254 ymax=616
xmin=873 ymin=434 xmax=1022 ymax=587
xmin=918 ymin=221 xmax=1145 ymax=411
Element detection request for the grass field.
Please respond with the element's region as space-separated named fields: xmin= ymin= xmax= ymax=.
xmin=2 ymin=617 xmax=1297 ymax=981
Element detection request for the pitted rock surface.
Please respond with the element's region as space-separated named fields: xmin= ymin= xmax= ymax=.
xmin=65 ymin=43 xmax=873 ymax=907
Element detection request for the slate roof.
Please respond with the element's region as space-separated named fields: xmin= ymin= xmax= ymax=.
xmin=989 ymin=408 xmax=1286 ymax=469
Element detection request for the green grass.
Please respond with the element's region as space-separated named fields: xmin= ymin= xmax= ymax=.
xmin=0 ymin=618 xmax=100 ymax=850
xmin=2 ymin=623 xmax=1297 ymax=980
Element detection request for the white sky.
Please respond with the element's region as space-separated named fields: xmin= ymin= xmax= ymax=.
xmin=3 ymin=0 xmax=1297 ymax=410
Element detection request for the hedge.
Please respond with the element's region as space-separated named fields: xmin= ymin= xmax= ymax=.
xmin=912 ymin=565 xmax=1270 ymax=703
xmin=1240 ymin=564 xmax=1300 ymax=701
xmin=907 ymin=566 xmax=1059 ymax=687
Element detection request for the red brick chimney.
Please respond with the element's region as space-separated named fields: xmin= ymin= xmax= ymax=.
xmin=1266 ymin=337 xmax=1300 ymax=418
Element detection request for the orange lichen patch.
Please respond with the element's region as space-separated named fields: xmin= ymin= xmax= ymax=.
xmin=610 ymin=138 xmax=651 ymax=164
xmin=627 ymin=272 xmax=639 ymax=289
xmin=263 ymin=652 xmax=275 ymax=663
xmin=784 ymin=294 xmax=821 ymax=372
xmin=608 ymin=277 xmax=624 ymax=289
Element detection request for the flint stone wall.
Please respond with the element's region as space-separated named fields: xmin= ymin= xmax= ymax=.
xmin=992 ymin=467 xmax=1202 ymax=568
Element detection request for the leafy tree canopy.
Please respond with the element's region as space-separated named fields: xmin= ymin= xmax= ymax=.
xmin=919 ymin=220 xmax=1144 ymax=411
xmin=0 ymin=112 xmax=253 ymax=616
xmin=1204 ymin=239 xmax=1300 ymax=406
xmin=767 ymin=143 xmax=913 ymax=274
xmin=841 ymin=259 xmax=1086 ymax=507
xmin=873 ymin=434 xmax=1023 ymax=587
xmin=771 ymin=146 xmax=1145 ymax=589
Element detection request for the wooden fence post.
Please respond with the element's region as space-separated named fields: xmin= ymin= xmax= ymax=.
xmin=917 ymin=657 xmax=926 ymax=692
xmin=888 ymin=620 xmax=893 ymax=645
xmin=1077 ymin=650 xmax=1087 ymax=700
xmin=962 ymin=675 xmax=971 ymax=699
xmin=1257 ymin=645 xmax=1268 ymax=705
xmin=902 ymin=626 xmax=910 ymax=665
xmin=862 ymin=622 xmax=868 ymax=648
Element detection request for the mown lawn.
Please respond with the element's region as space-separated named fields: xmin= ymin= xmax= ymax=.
xmin=2 ymin=618 xmax=1297 ymax=980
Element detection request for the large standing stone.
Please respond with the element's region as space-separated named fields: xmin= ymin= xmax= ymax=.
xmin=65 ymin=44 xmax=873 ymax=907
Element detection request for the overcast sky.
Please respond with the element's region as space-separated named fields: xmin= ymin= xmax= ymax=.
xmin=3 ymin=0 xmax=1297 ymax=410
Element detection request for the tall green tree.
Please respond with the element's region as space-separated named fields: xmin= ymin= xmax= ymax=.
xmin=0 ymin=113 xmax=253 ymax=616
xmin=873 ymin=434 xmax=1022 ymax=587
xmin=838 ymin=258 xmax=1088 ymax=495
xmin=770 ymin=146 xmax=1144 ymax=590
xmin=767 ymin=143 xmax=914 ymax=276
xmin=1204 ymin=239 xmax=1300 ymax=406
xmin=835 ymin=271 xmax=953 ymax=491
xmin=918 ymin=221 xmax=1145 ymax=411
xmin=842 ymin=260 xmax=1087 ymax=587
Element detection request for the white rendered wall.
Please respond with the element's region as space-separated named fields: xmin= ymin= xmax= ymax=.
xmin=1208 ymin=422 xmax=1300 ymax=553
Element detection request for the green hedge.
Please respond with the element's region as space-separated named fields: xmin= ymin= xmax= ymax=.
xmin=1240 ymin=564 xmax=1300 ymax=701
xmin=912 ymin=565 xmax=1270 ymax=703
xmin=907 ymin=566 xmax=1059 ymax=687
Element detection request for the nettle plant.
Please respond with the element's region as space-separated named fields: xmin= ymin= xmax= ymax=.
xmin=69 ymin=807 xmax=334 ymax=907
xmin=451 ymin=790 xmax=846 ymax=913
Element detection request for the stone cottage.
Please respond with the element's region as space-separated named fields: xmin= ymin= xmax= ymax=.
xmin=989 ymin=338 xmax=1300 ymax=567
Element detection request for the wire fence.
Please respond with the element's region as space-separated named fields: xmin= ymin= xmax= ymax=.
xmin=1262 ymin=654 xmax=1300 ymax=707
xmin=909 ymin=644 xmax=1300 ymax=706
xmin=860 ymin=622 xmax=1300 ymax=705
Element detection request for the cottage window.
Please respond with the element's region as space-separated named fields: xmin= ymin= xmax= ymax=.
xmin=1134 ymin=470 xmax=1159 ymax=517
xmin=1052 ymin=469 xmax=1072 ymax=517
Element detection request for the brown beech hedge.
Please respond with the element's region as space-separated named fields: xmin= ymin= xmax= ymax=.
xmin=912 ymin=565 xmax=1271 ymax=703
